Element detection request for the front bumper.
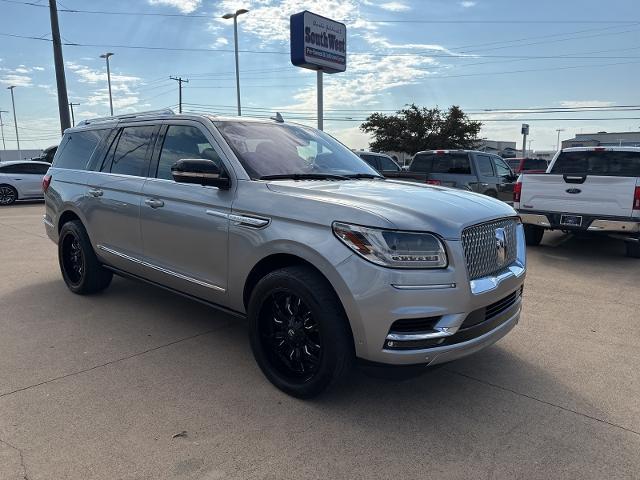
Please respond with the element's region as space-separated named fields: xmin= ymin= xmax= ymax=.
xmin=334 ymin=224 xmax=526 ymax=366
xmin=519 ymin=211 xmax=640 ymax=233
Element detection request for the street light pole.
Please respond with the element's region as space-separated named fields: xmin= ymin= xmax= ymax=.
xmin=555 ymin=128 xmax=565 ymax=151
xmin=7 ymin=86 xmax=20 ymax=159
xmin=69 ymin=102 xmax=80 ymax=125
xmin=222 ymin=9 xmax=249 ymax=116
xmin=169 ymin=77 xmax=189 ymax=113
xmin=100 ymin=52 xmax=114 ymax=116
xmin=0 ymin=110 xmax=7 ymax=151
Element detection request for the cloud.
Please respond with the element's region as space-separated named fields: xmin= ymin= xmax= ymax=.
xmin=37 ymin=84 xmax=58 ymax=97
xmin=0 ymin=74 xmax=32 ymax=87
xmin=378 ymin=2 xmax=410 ymax=11
xmin=460 ymin=1 xmax=477 ymax=7
xmin=212 ymin=37 xmax=229 ymax=47
xmin=148 ymin=0 xmax=201 ymax=13
xmin=66 ymin=62 xmax=142 ymax=111
xmin=559 ymin=100 xmax=614 ymax=108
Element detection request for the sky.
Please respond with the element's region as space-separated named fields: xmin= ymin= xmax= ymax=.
xmin=0 ymin=0 xmax=639 ymax=152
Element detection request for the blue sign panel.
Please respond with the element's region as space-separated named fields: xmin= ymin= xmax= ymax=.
xmin=290 ymin=11 xmax=346 ymax=74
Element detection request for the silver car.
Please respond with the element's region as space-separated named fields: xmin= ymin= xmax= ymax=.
xmin=44 ymin=110 xmax=526 ymax=398
xmin=0 ymin=160 xmax=51 ymax=205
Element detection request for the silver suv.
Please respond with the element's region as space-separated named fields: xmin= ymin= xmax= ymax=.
xmin=44 ymin=109 xmax=526 ymax=398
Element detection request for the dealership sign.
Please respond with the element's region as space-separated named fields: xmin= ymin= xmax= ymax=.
xmin=290 ymin=11 xmax=347 ymax=74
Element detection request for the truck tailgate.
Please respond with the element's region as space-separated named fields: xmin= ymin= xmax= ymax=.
xmin=520 ymin=174 xmax=638 ymax=217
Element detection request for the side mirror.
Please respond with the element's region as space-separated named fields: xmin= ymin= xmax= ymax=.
xmin=171 ymin=159 xmax=230 ymax=189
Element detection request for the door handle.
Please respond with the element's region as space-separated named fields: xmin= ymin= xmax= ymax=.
xmin=145 ymin=198 xmax=165 ymax=209
xmin=13 ymin=178 xmax=22 ymax=181
xmin=88 ymin=188 xmax=103 ymax=197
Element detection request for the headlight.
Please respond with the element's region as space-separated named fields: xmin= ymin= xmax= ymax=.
xmin=332 ymin=222 xmax=448 ymax=269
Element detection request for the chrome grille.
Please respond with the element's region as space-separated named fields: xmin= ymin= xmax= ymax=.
xmin=461 ymin=218 xmax=518 ymax=280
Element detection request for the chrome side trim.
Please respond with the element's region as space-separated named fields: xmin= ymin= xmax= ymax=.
xmin=391 ymin=283 xmax=456 ymax=290
xmin=519 ymin=213 xmax=551 ymax=227
xmin=587 ymin=219 xmax=640 ymax=233
xmin=469 ymin=223 xmax=526 ymax=295
xmin=96 ymin=245 xmax=226 ymax=292
xmin=205 ymin=209 xmax=269 ymax=229
xmin=386 ymin=326 xmax=459 ymax=342
xmin=42 ymin=215 xmax=55 ymax=229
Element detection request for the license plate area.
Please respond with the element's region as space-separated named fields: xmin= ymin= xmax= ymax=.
xmin=560 ymin=214 xmax=583 ymax=227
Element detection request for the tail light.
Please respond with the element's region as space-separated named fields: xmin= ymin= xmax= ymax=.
xmin=42 ymin=174 xmax=52 ymax=193
xmin=634 ymin=186 xmax=640 ymax=210
xmin=514 ymin=180 xmax=522 ymax=203
xmin=426 ymin=179 xmax=441 ymax=186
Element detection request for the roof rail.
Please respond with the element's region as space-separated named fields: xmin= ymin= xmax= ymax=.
xmin=77 ymin=108 xmax=175 ymax=126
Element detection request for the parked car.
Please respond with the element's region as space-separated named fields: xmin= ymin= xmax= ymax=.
xmin=33 ymin=145 xmax=58 ymax=164
xmin=0 ymin=160 xmax=50 ymax=205
xmin=355 ymin=151 xmax=402 ymax=174
xmin=506 ymin=157 xmax=549 ymax=174
xmin=515 ymin=146 xmax=640 ymax=257
xmin=384 ymin=150 xmax=518 ymax=202
xmin=44 ymin=110 xmax=526 ymax=398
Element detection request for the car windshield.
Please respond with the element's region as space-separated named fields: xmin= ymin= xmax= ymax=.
xmin=214 ymin=121 xmax=381 ymax=179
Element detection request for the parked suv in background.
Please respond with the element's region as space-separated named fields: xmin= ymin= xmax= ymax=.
xmin=44 ymin=110 xmax=526 ymax=398
xmin=383 ymin=150 xmax=517 ymax=202
xmin=355 ymin=151 xmax=402 ymax=174
xmin=506 ymin=157 xmax=549 ymax=174
xmin=0 ymin=160 xmax=51 ymax=205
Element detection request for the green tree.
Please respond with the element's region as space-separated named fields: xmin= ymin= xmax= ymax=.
xmin=360 ymin=104 xmax=482 ymax=154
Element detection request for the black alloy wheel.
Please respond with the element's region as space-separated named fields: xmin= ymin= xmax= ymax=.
xmin=259 ymin=291 xmax=322 ymax=382
xmin=61 ymin=231 xmax=85 ymax=286
xmin=0 ymin=185 xmax=17 ymax=205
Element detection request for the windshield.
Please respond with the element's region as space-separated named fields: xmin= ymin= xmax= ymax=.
xmin=214 ymin=121 xmax=380 ymax=179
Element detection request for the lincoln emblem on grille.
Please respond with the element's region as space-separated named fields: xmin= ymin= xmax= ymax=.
xmin=495 ymin=227 xmax=507 ymax=266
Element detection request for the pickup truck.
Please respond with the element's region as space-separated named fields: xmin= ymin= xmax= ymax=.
xmin=515 ymin=146 xmax=640 ymax=258
xmin=383 ymin=150 xmax=517 ymax=202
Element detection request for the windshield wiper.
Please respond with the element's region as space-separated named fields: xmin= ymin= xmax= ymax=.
xmin=259 ymin=173 xmax=350 ymax=181
xmin=344 ymin=173 xmax=384 ymax=179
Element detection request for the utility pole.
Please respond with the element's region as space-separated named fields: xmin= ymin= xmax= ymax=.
xmin=169 ymin=77 xmax=189 ymax=113
xmin=555 ymin=128 xmax=565 ymax=151
xmin=100 ymin=52 xmax=114 ymax=115
xmin=69 ymin=102 xmax=80 ymax=125
xmin=528 ymin=139 xmax=534 ymax=156
xmin=521 ymin=123 xmax=529 ymax=158
xmin=317 ymin=70 xmax=323 ymax=131
xmin=0 ymin=110 xmax=7 ymax=151
xmin=49 ymin=0 xmax=71 ymax=134
xmin=222 ymin=8 xmax=249 ymax=116
xmin=7 ymin=86 xmax=20 ymax=159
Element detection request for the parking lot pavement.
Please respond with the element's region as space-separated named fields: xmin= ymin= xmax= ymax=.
xmin=0 ymin=204 xmax=639 ymax=480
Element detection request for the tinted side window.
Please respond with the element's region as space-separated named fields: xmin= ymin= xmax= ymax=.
xmin=409 ymin=155 xmax=433 ymax=172
xmin=21 ymin=163 xmax=50 ymax=174
xmin=359 ymin=155 xmax=379 ymax=170
xmin=378 ymin=155 xmax=400 ymax=171
xmin=54 ymin=130 xmax=108 ymax=170
xmin=476 ymin=154 xmax=495 ymax=176
xmin=0 ymin=164 xmax=24 ymax=174
xmin=157 ymin=125 xmax=221 ymax=180
xmin=493 ymin=156 xmax=512 ymax=177
xmin=109 ymin=126 xmax=156 ymax=177
xmin=431 ymin=154 xmax=471 ymax=174
xmin=524 ymin=159 xmax=547 ymax=170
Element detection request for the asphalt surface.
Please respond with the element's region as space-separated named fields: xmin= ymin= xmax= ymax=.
xmin=0 ymin=203 xmax=639 ymax=480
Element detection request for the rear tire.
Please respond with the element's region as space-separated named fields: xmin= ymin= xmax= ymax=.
xmin=0 ymin=185 xmax=18 ymax=205
xmin=625 ymin=239 xmax=640 ymax=258
xmin=248 ymin=266 xmax=354 ymax=398
xmin=524 ymin=224 xmax=544 ymax=246
xmin=58 ymin=220 xmax=113 ymax=294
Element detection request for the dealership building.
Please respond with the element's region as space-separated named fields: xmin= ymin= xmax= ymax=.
xmin=561 ymin=131 xmax=640 ymax=148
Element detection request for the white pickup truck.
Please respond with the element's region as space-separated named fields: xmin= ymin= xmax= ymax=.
xmin=514 ymin=146 xmax=640 ymax=258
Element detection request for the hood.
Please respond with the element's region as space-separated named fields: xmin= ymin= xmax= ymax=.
xmin=266 ymin=179 xmax=516 ymax=239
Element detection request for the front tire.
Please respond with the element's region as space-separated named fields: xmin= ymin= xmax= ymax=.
xmin=248 ymin=266 xmax=354 ymax=398
xmin=58 ymin=220 xmax=113 ymax=294
xmin=0 ymin=185 xmax=18 ymax=205
xmin=626 ymin=239 xmax=640 ymax=258
xmin=524 ymin=224 xmax=544 ymax=246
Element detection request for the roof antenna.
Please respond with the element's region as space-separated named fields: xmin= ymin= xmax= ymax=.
xmin=271 ymin=112 xmax=284 ymax=123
